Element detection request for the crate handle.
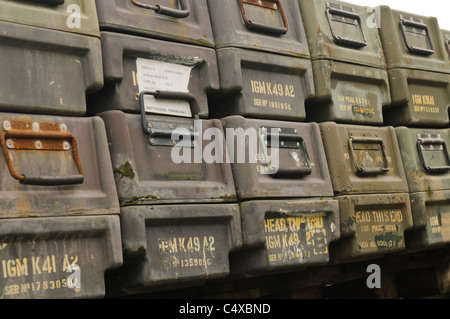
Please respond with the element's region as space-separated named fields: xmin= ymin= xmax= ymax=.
xmin=25 ymin=0 xmax=65 ymax=5
xmin=348 ymin=136 xmax=390 ymax=176
xmin=139 ymin=91 xmax=200 ymax=147
xmin=260 ymin=129 xmax=312 ymax=176
xmin=400 ymin=16 xmax=435 ymax=56
xmin=0 ymin=129 xmax=85 ymax=186
xmin=238 ymin=0 xmax=288 ymax=35
xmin=417 ymin=137 xmax=450 ymax=174
xmin=325 ymin=3 xmax=368 ymax=48
xmin=130 ymin=0 xmax=190 ymax=18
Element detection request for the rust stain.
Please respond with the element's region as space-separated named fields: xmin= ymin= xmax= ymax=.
xmin=0 ymin=120 xmax=84 ymax=183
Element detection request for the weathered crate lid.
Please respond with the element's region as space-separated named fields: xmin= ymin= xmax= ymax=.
xmin=396 ymin=127 xmax=450 ymax=192
xmin=320 ymin=122 xmax=409 ymax=195
xmin=87 ymin=32 xmax=219 ymax=119
xmin=377 ymin=5 xmax=450 ymax=74
xmin=207 ymin=0 xmax=310 ymax=58
xmin=221 ymin=116 xmax=334 ymax=200
xmin=0 ymin=0 xmax=100 ymax=38
xmin=0 ymin=112 xmax=119 ymax=218
xmin=299 ymin=0 xmax=387 ymax=69
xmin=95 ymin=0 xmax=214 ymax=47
xmin=99 ymin=110 xmax=237 ymax=206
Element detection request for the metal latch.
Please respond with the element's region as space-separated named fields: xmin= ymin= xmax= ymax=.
xmin=0 ymin=120 xmax=84 ymax=185
xmin=325 ymin=2 xmax=368 ymax=48
xmin=260 ymin=126 xmax=312 ymax=177
xmin=130 ymin=0 xmax=190 ymax=18
xmin=140 ymin=90 xmax=200 ymax=147
xmin=238 ymin=0 xmax=288 ymax=35
xmin=417 ymin=133 xmax=450 ymax=174
xmin=348 ymin=136 xmax=390 ymax=176
xmin=400 ymin=15 xmax=434 ymax=56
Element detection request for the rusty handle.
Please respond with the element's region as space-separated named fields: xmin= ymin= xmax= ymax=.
xmin=130 ymin=0 xmax=190 ymax=18
xmin=238 ymin=0 xmax=288 ymax=35
xmin=0 ymin=130 xmax=85 ymax=186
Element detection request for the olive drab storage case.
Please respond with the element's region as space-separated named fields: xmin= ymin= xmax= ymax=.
xmin=0 ymin=216 xmax=122 ymax=299
xmin=396 ymin=127 xmax=450 ymax=250
xmin=0 ymin=21 xmax=103 ymax=116
xmin=105 ymin=204 xmax=242 ymax=295
xmin=319 ymin=122 xmax=414 ymax=262
xmin=377 ymin=6 xmax=450 ymax=127
xmin=94 ymin=0 xmax=215 ymax=47
xmin=87 ymin=32 xmax=219 ymax=118
xmin=0 ymin=113 xmax=122 ymax=298
xmin=298 ymin=0 xmax=391 ymax=125
xmin=0 ymin=0 xmax=100 ymax=37
xmin=230 ymin=199 xmax=340 ymax=278
xmin=209 ymin=47 xmax=315 ymax=121
xmin=98 ymin=106 xmax=237 ymax=205
xmin=221 ymin=116 xmax=333 ymax=200
xmin=330 ymin=193 xmax=413 ymax=262
xmin=206 ymin=0 xmax=310 ymax=58
xmin=319 ymin=123 xmax=408 ymax=195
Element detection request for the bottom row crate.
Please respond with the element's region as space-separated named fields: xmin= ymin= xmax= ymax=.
xmin=1 ymin=193 xmax=450 ymax=298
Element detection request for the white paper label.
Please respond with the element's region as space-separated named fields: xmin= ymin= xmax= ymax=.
xmin=137 ymin=58 xmax=193 ymax=117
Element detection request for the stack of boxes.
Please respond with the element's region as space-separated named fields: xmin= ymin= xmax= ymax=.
xmin=207 ymin=0 xmax=340 ymax=277
xmin=299 ymin=0 xmax=413 ymax=263
xmin=0 ymin=1 xmax=122 ymax=298
xmin=377 ymin=7 xmax=450 ymax=252
xmin=1 ymin=0 xmax=450 ymax=299
xmin=89 ymin=0 xmax=242 ymax=296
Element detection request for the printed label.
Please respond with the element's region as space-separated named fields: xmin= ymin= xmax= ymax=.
xmin=242 ymin=68 xmax=302 ymax=116
xmin=136 ymin=58 xmax=193 ymax=117
xmin=264 ymin=215 xmax=330 ymax=265
xmin=427 ymin=211 xmax=450 ymax=244
xmin=355 ymin=209 xmax=405 ymax=252
xmin=412 ymin=94 xmax=439 ymax=114
xmin=337 ymin=95 xmax=376 ymax=119
xmin=157 ymin=235 xmax=217 ymax=271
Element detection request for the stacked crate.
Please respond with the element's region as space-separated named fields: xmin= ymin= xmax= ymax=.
xmin=377 ymin=7 xmax=450 ymax=252
xmin=299 ymin=0 xmax=413 ymax=263
xmin=207 ymin=0 xmax=340 ymax=278
xmin=0 ymin=1 xmax=122 ymax=298
xmin=89 ymin=0 xmax=242 ymax=296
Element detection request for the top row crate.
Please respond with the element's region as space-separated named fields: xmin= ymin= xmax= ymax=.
xmin=0 ymin=0 xmax=449 ymax=128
